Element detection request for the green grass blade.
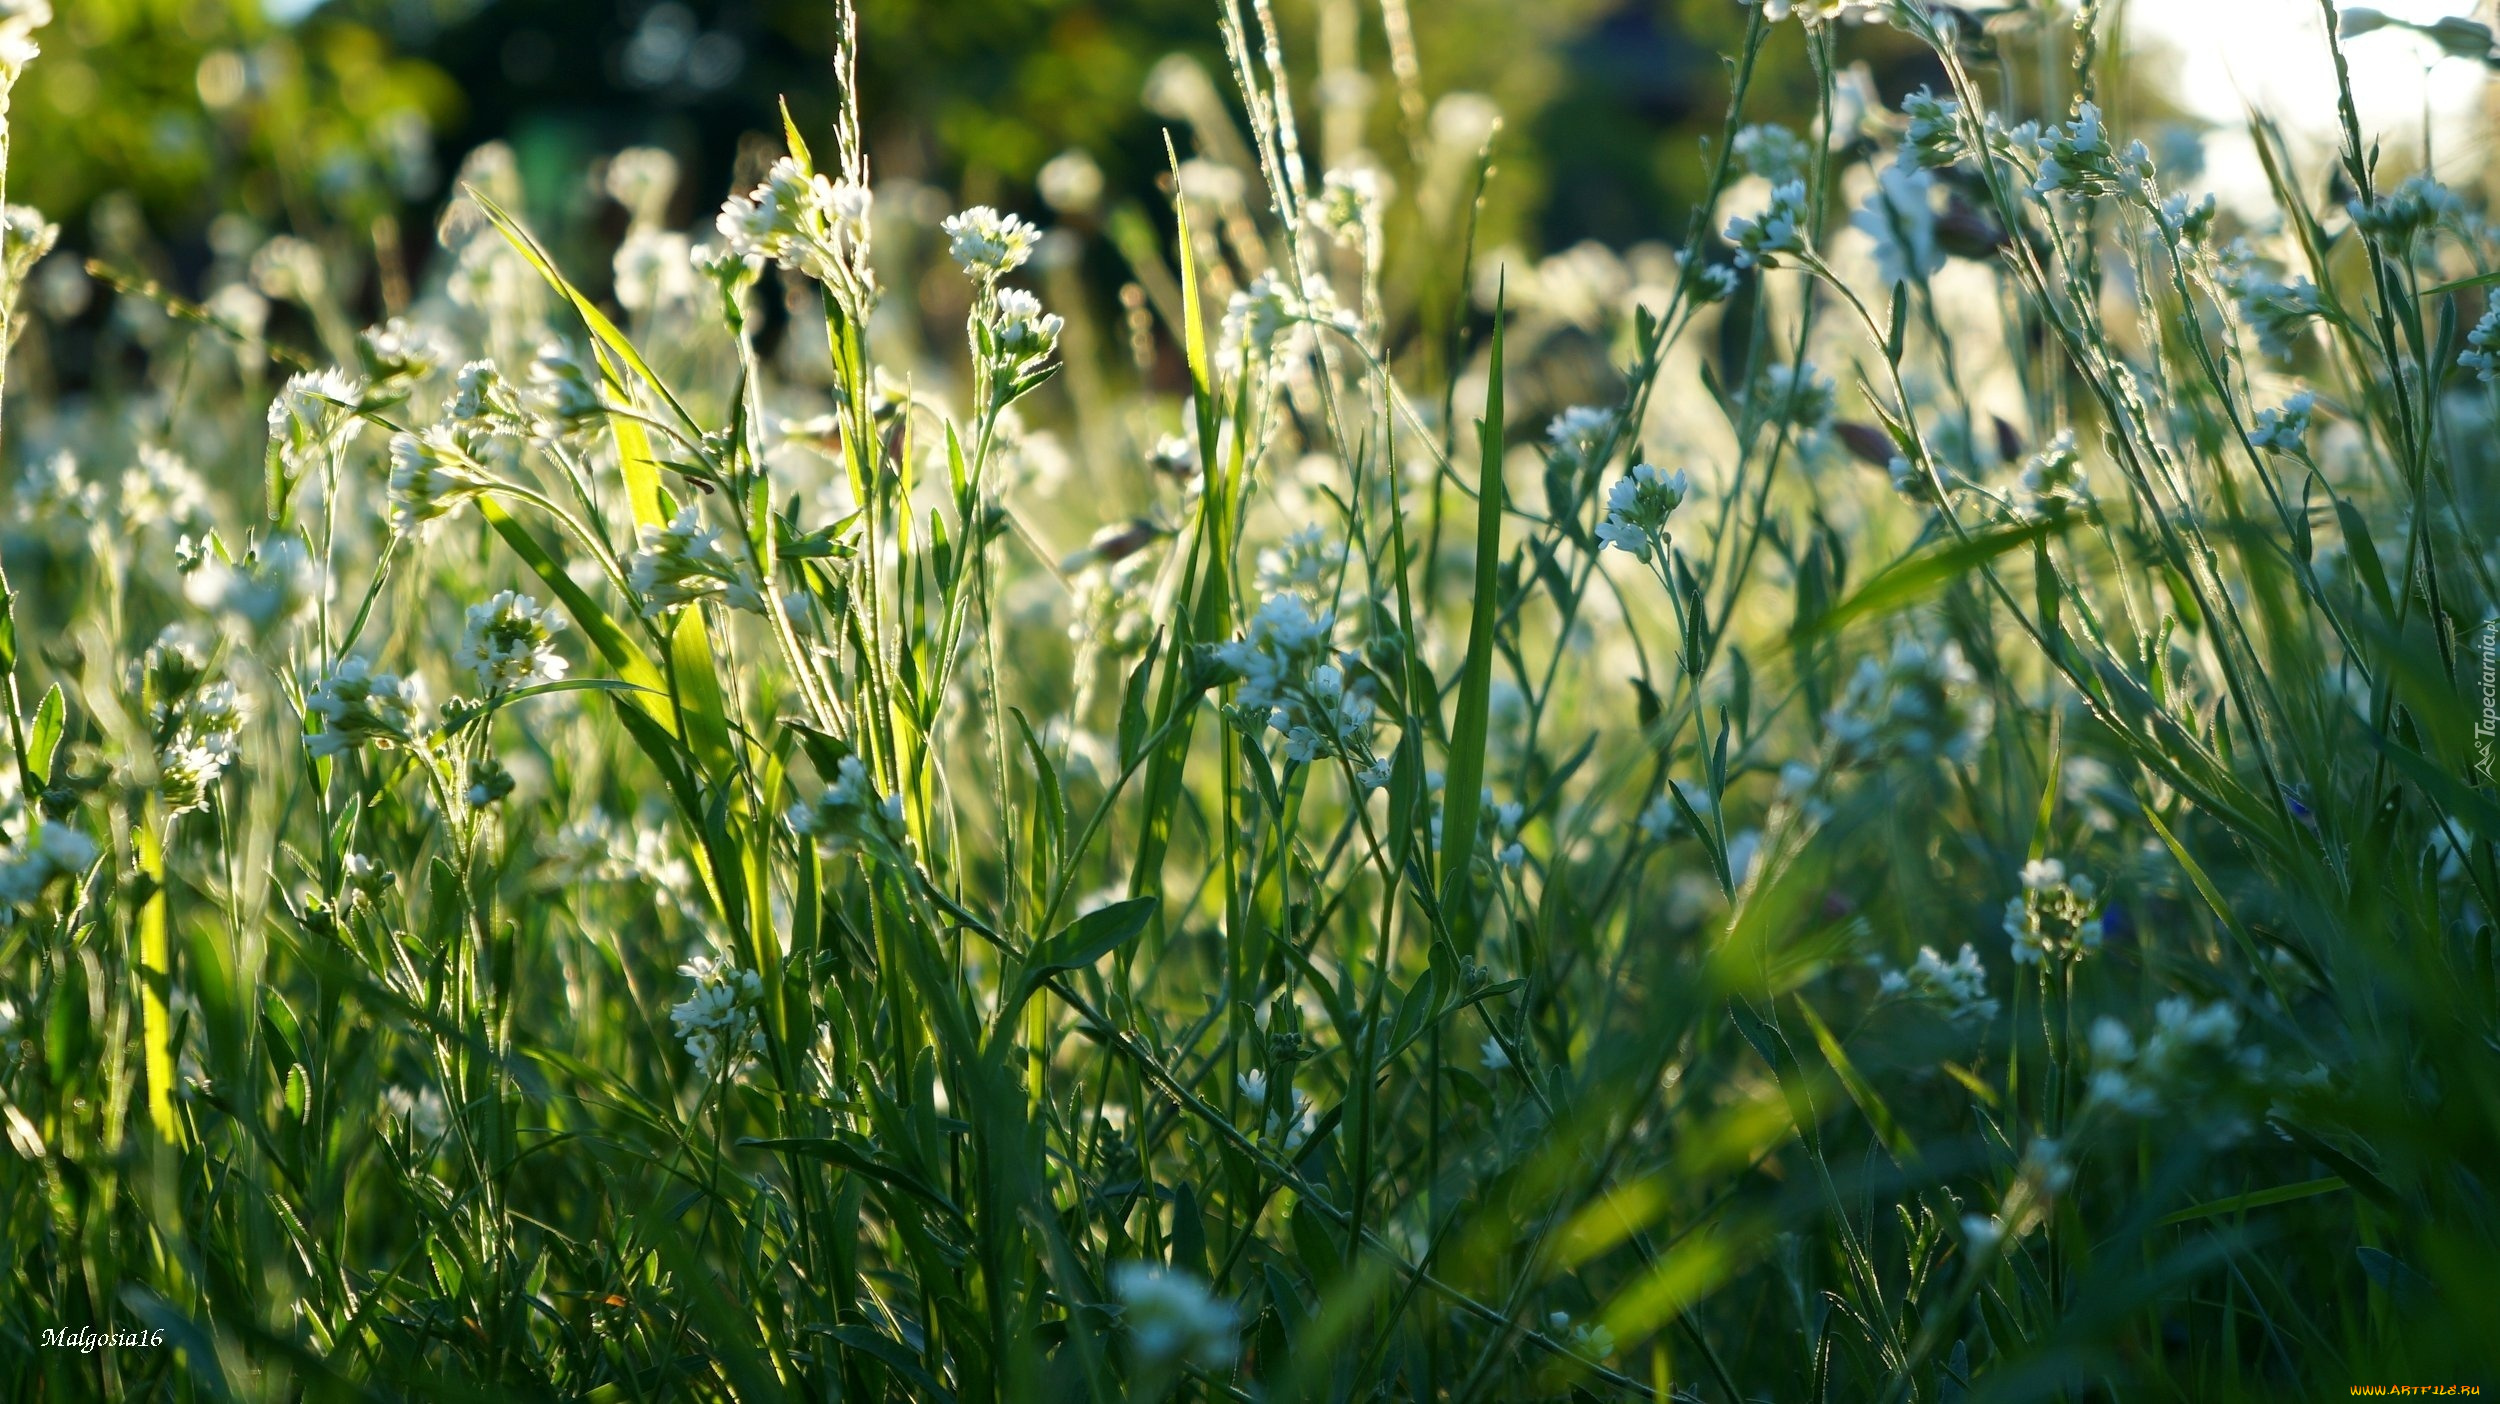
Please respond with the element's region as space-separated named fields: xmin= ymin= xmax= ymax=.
xmin=1437 ymin=280 xmax=1504 ymax=935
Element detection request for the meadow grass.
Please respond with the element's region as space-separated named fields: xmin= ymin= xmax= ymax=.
xmin=0 ymin=0 xmax=2497 ymax=1398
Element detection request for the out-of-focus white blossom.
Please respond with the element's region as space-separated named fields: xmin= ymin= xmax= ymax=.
xmin=1876 ymin=943 xmax=1998 ymax=1025
xmin=1826 ymin=638 xmax=1988 ymax=767
xmin=387 ymin=426 xmax=493 ymax=532
xmin=1726 ymin=179 xmax=1811 ymax=269
xmin=1853 ymin=161 xmax=1942 ymax=286
xmin=2016 ymin=429 xmax=2088 ymax=520
xmin=1111 ymin=1263 xmax=1239 ymax=1369
xmin=2248 ymin=391 xmax=2316 ymax=456
xmin=789 ymin=756 xmax=908 ymax=855
xmin=305 ymin=658 xmax=422 ymax=758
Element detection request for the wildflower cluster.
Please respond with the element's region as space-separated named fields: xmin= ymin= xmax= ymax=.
xmin=266 ymin=369 xmax=365 ymax=482
xmin=2217 ymin=243 xmax=2325 ymax=360
xmin=1900 ymin=89 xmax=1964 ymax=168
xmin=1853 ymin=161 xmax=1942 ymax=287
xmin=789 ymin=756 xmax=909 ymax=856
xmin=2347 ymin=174 xmax=2464 ymax=245
xmin=1825 ymin=638 xmax=1988 ymax=767
xmin=2004 ymin=858 xmax=2104 ymax=966
xmin=2247 ymin=391 xmax=2316 ymax=456
xmin=146 ymin=636 xmax=245 ymax=816
xmin=305 ymin=658 xmax=423 ymax=758
xmin=1877 ymin=943 xmax=1999 ymax=1026
xmin=2088 ymin=998 xmax=2270 ymax=1138
xmin=1732 ymin=123 xmax=1812 ymax=185
xmin=1214 ymin=597 xmax=1387 ymax=786
xmin=1237 ymin=1069 xmax=1319 ymax=1153
xmin=670 ymin=954 xmax=764 ymax=1082
xmin=1308 ymin=165 xmax=1385 ymax=252
xmin=1546 ymin=1310 xmax=1616 ymax=1362
xmin=1253 ymin=524 xmax=1347 ymax=598
xmin=1755 ymin=361 xmax=1835 ymax=435
xmin=0 ymin=824 xmax=97 ymax=918
xmin=2030 ymin=103 xmax=2153 ymax=201
xmin=2015 ymin=429 xmax=2089 ymax=519
xmin=715 ymin=154 xmax=876 ymax=309
xmin=387 ymin=427 xmax=494 ymax=532
xmin=1593 ymin=462 xmax=1689 ymax=561
xmin=940 ymin=205 xmax=1041 ymax=280
xmin=1726 ymin=179 xmax=1812 ymax=269
xmin=627 ymin=506 xmax=764 ymax=616
xmin=188 ymin=536 xmax=318 ymax=631
xmin=2465 ymin=306 xmax=2500 ymax=381
xmin=971 ymin=284 xmax=1063 ymax=409
xmin=452 ymin=591 xmax=569 ymax=694
xmin=357 ymin=318 xmax=449 ymax=402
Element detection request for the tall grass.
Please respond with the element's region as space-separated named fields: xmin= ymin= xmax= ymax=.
xmin=0 ymin=0 xmax=2496 ymax=1398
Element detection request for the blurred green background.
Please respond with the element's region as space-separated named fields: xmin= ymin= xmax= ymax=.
xmin=16 ymin=0 xmax=1945 ymax=318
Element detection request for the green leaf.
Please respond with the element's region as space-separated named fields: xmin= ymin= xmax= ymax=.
xmin=742 ymin=1135 xmax=968 ymax=1222
xmin=1796 ymin=997 xmax=1916 ymax=1164
xmin=1439 ymin=278 xmax=1506 ymax=939
xmin=1011 ymin=897 xmax=1158 ymax=1016
xmin=826 ymin=1325 xmax=958 ymax=1403
xmin=1794 ymin=521 xmax=2056 ymax=640
xmin=1383 ymin=964 xmax=1444 ymax=1064
xmin=27 ymin=683 xmax=62 ymax=788
xmin=778 ymin=95 xmax=814 ymax=172
xmin=2333 ymin=498 xmax=2397 ymax=622
xmin=2158 ymin=1176 xmax=2347 ymax=1226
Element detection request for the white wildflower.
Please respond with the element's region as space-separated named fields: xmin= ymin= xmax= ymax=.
xmin=670 ymin=954 xmax=764 ymax=1082
xmin=1877 ymin=943 xmax=1999 ymax=1025
xmin=604 ymin=146 xmax=680 ymax=227
xmin=1901 ymin=88 xmax=1963 ymax=168
xmin=2004 ymin=857 xmax=2104 ymax=965
xmin=941 ymin=205 xmax=1042 ymax=279
xmin=1726 ymin=179 xmax=1811 ymax=269
xmin=789 ymin=755 xmax=908 ymax=856
xmin=1757 ymin=361 xmax=1835 ymax=434
xmin=387 ymin=426 xmax=493 ymax=532
xmin=1308 ymin=165 xmax=1385 ymax=251
xmin=2347 ymin=174 xmax=2464 ymax=243
xmin=2248 ymin=391 xmax=2316 ymax=455
xmin=266 ymin=368 xmax=365 ymax=477
xmin=304 ymin=657 xmax=421 ymax=757
xmin=1594 ymin=462 xmax=1689 ymax=561
xmin=715 ymin=155 xmax=876 ymax=305
xmin=1732 ymin=124 xmax=1811 ymax=185
xmin=453 ymin=590 xmax=569 ymax=694
xmin=0 ymin=824 xmax=96 ymax=915
xmin=2016 ymin=429 xmax=2088 ymax=519
xmin=1825 ymin=638 xmax=1988 ymax=767
xmin=627 ymin=506 xmax=763 ymax=616
xmin=1253 ymin=525 xmax=1347 ymax=600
